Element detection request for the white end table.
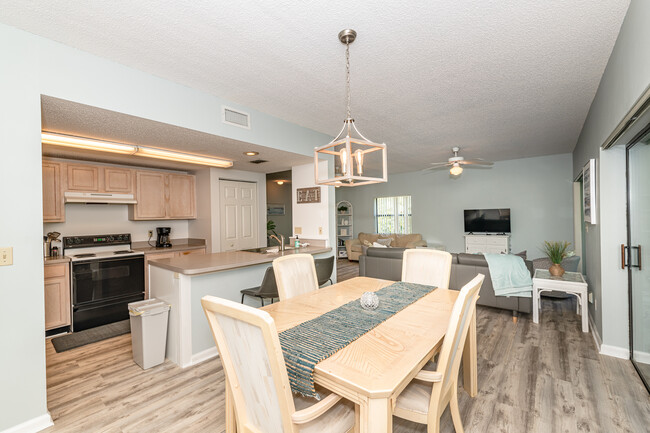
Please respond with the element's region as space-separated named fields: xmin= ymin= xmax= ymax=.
xmin=532 ymin=269 xmax=588 ymax=333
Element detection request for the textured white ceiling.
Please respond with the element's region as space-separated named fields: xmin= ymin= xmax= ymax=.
xmin=2 ymin=0 xmax=629 ymax=173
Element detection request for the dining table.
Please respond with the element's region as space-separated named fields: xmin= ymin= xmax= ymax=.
xmin=225 ymin=276 xmax=478 ymax=433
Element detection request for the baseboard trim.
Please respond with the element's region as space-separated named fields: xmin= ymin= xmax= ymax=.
xmin=1 ymin=413 xmax=53 ymax=433
xmin=600 ymin=344 xmax=630 ymax=360
xmin=633 ymin=350 xmax=650 ymax=364
xmin=190 ymin=347 xmax=219 ymax=366
xmin=588 ymin=312 xmax=601 ymax=351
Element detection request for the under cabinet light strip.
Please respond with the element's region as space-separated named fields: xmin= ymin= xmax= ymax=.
xmin=41 ymin=132 xmax=233 ymax=168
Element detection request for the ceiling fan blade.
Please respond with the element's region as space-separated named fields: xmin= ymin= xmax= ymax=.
xmin=461 ymin=160 xmax=494 ymax=166
xmin=422 ymin=165 xmax=449 ymax=172
xmin=428 ymin=162 xmax=452 ymax=168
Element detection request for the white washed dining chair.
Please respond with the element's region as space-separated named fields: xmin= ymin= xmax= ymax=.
xmin=273 ymin=254 xmax=320 ymax=301
xmin=402 ymin=249 xmax=453 ymax=289
xmin=201 ymin=296 xmax=356 ymax=433
xmin=393 ymin=273 xmax=485 ymax=433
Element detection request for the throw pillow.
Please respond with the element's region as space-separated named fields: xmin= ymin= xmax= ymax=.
xmin=376 ymin=238 xmax=393 ymax=247
xmin=515 ymin=250 xmax=527 ymax=260
xmin=372 ymin=241 xmax=388 ymax=248
xmin=362 ymin=240 xmax=373 ymax=247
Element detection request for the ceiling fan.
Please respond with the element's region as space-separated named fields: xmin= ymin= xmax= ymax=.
xmin=425 ymin=147 xmax=493 ymax=176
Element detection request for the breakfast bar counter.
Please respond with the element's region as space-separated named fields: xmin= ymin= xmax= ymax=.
xmin=148 ymin=246 xmax=332 ymax=368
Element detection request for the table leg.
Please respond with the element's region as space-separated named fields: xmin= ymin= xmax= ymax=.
xmin=581 ymin=291 xmax=589 ymax=333
xmin=225 ymin=377 xmax=236 ymax=433
xmin=462 ymin=308 xmax=478 ymax=397
xmin=532 ymin=284 xmax=539 ymax=324
xmin=360 ymin=398 xmax=392 ymax=433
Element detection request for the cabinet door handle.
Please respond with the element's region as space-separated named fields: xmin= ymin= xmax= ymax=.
xmin=621 ymin=244 xmax=626 ymax=269
xmin=637 ymin=245 xmax=642 ymax=271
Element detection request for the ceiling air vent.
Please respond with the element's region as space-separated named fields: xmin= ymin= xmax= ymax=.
xmin=249 ymin=159 xmax=268 ymax=164
xmin=222 ymin=106 xmax=251 ymax=129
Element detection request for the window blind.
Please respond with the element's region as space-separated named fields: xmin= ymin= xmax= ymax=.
xmin=374 ymin=195 xmax=412 ymax=234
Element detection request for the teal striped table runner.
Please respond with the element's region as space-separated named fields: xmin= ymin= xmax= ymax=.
xmin=278 ymin=281 xmax=437 ymax=398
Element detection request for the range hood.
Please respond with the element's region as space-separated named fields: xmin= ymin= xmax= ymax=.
xmin=64 ymin=192 xmax=137 ymax=204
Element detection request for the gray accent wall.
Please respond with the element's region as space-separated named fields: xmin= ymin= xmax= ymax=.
xmin=572 ymin=0 xmax=650 ymax=354
xmin=337 ymin=153 xmax=574 ymax=258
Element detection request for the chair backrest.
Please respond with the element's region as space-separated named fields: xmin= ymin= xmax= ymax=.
xmin=201 ymin=295 xmax=297 ymax=433
xmin=258 ymin=266 xmax=279 ymax=298
xmin=315 ymin=256 xmax=335 ymax=286
xmin=428 ymin=274 xmax=484 ymax=418
xmin=273 ymin=254 xmax=319 ymax=301
xmin=401 ymin=249 xmax=453 ymax=289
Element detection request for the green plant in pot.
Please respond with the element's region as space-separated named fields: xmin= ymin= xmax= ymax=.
xmin=542 ymin=241 xmax=571 ymax=277
xmin=337 ymin=204 xmax=348 ymax=214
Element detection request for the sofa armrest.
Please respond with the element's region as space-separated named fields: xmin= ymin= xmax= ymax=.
xmin=405 ymin=240 xmax=428 ymax=248
xmin=345 ymin=238 xmax=360 ymax=258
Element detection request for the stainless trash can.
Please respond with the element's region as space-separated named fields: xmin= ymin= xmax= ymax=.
xmin=128 ymin=298 xmax=171 ymax=369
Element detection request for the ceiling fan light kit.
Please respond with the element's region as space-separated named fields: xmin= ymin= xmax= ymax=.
xmin=314 ymin=29 xmax=387 ymax=187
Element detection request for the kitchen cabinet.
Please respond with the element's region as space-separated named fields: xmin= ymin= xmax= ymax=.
xmin=143 ymin=248 xmax=206 ymax=297
xmin=130 ymin=171 xmax=196 ymax=220
xmin=103 ymin=167 xmax=133 ymax=193
xmin=67 ymin=164 xmax=99 ymax=191
xmin=44 ymin=262 xmax=71 ymax=330
xmin=42 ymin=161 xmax=64 ymax=222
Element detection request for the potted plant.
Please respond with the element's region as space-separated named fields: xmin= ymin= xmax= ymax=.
xmin=337 ymin=204 xmax=349 ymax=214
xmin=541 ymin=241 xmax=571 ymax=277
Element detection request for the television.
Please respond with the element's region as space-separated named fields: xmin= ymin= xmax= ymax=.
xmin=464 ymin=208 xmax=511 ymax=233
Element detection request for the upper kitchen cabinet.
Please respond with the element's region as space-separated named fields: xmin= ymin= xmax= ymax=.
xmin=42 ymin=161 xmax=64 ymax=222
xmin=67 ymin=164 xmax=99 ymax=191
xmin=130 ymin=171 xmax=196 ymax=220
xmin=104 ymin=167 xmax=133 ymax=193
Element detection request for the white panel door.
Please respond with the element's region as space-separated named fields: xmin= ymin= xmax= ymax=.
xmin=220 ymin=180 xmax=258 ymax=251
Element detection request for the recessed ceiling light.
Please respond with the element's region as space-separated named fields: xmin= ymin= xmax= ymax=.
xmin=277 ymin=181 xmax=284 ymax=185
xmin=244 ymin=151 xmax=259 ymax=156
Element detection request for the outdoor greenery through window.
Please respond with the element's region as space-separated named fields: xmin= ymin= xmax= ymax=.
xmin=374 ymin=196 xmax=412 ymax=234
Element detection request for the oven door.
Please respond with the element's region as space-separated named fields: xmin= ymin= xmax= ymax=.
xmin=72 ymin=256 xmax=144 ymax=306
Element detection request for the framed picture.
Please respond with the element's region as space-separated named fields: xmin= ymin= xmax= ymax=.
xmin=267 ymin=203 xmax=285 ymax=216
xmin=583 ymin=159 xmax=597 ymax=224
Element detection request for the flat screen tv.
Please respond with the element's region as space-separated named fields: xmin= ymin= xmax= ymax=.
xmin=464 ymin=208 xmax=511 ymax=233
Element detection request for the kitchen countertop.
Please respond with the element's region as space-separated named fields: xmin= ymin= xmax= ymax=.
xmin=44 ymin=256 xmax=70 ymax=264
xmin=148 ymin=245 xmax=332 ymax=275
xmin=131 ymin=238 xmax=206 ymax=254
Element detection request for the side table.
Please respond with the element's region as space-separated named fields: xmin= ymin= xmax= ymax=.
xmin=532 ymin=269 xmax=588 ymax=332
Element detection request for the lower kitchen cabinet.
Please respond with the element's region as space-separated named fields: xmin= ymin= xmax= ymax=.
xmin=143 ymin=248 xmax=206 ymax=297
xmin=44 ymin=263 xmax=71 ymax=330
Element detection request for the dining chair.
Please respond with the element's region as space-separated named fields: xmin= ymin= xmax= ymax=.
xmin=402 ymin=249 xmax=453 ymax=289
xmin=393 ymin=273 xmax=485 ymax=433
xmin=201 ymin=296 xmax=356 ymax=433
xmin=273 ymin=254 xmax=319 ymax=301
xmin=240 ymin=266 xmax=279 ymax=306
xmin=315 ymin=256 xmax=335 ymax=287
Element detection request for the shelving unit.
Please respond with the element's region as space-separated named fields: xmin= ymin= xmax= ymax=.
xmin=336 ymin=200 xmax=353 ymax=258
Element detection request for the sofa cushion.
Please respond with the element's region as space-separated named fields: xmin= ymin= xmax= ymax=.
xmin=358 ymin=233 xmax=388 ymax=245
xmin=375 ymin=237 xmax=393 ymax=247
xmin=366 ymin=247 xmax=407 ymax=259
xmin=457 ymin=253 xmax=488 ymax=266
xmin=393 ymin=233 xmax=422 ymax=247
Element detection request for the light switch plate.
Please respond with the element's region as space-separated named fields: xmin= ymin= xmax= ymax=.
xmin=318 ymin=227 xmax=323 ymax=235
xmin=0 ymin=247 xmax=13 ymax=266
xmin=295 ymin=227 xmax=302 ymax=235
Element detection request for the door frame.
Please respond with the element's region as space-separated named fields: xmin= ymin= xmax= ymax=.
xmin=625 ymin=122 xmax=650 ymax=393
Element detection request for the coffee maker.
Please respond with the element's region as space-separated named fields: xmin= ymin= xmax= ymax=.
xmin=156 ymin=227 xmax=172 ymax=248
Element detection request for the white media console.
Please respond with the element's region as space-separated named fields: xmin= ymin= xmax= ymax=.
xmin=464 ymin=234 xmax=511 ymax=254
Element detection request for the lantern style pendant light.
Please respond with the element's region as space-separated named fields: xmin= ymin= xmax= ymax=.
xmin=314 ymin=29 xmax=387 ymax=186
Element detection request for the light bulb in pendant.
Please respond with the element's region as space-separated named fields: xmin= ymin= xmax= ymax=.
xmin=340 ymin=148 xmax=348 ymax=175
xmin=354 ymin=149 xmax=364 ymax=175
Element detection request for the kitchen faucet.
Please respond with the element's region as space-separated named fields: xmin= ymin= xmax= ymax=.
xmin=269 ymin=234 xmax=285 ymax=251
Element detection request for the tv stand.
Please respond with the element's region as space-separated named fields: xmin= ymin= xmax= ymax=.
xmin=465 ymin=234 xmax=510 ymax=254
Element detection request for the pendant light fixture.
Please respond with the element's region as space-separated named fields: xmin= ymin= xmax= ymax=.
xmin=314 ymin=29 xmax=387 ymax=186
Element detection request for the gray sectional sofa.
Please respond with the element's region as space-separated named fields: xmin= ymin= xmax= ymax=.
xmin=359 ymin=247 xmax=533 ymax=319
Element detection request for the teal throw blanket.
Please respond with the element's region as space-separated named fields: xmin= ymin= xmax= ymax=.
xmin=483 ymin=253 xmax=533 ymax=298
xmin=278 ymin=281 xmax=436 ymax=399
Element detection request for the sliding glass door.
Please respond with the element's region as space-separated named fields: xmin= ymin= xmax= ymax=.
xmin=627 ymin=128 xmax=650 ymax=390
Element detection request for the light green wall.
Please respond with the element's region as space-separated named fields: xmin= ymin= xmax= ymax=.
xmin=337 ymin=153 xmax=574 ymax=257
xmin=0 ymin=22 xmax=332 ymax=431
xmin=572 ymin=0 xmax=650 ymax=353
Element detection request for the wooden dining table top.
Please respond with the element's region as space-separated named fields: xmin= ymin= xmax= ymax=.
xmin=262 ymin=276 xmax=459 ymax=400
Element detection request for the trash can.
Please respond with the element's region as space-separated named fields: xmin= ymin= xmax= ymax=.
xmin=128 ymin=298 xmax=171 ymax=369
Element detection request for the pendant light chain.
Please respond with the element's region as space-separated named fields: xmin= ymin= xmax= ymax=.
xmin=346 ymin=41 xmax=351 ymax=120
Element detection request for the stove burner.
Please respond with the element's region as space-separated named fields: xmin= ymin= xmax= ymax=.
xmin=74 ymin=253 xmax=96 ymax=258
xmin=114 ymin=250 xmax=134 ymax=255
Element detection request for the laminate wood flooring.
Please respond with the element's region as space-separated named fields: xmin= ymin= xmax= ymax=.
xmin=336 ymin=258 xmax=359 ymax=282
xmin=44 ymin=296 xmax=650 ymax=432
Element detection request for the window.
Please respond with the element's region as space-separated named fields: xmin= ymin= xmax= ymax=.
xmin=374 ymin=195 xmax=412 ymax=234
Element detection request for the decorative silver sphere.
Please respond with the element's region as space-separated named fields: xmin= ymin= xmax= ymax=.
xmin=360 ymin=291 xmax=379 ymax=310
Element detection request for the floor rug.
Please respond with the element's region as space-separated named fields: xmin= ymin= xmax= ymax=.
xmin=51 ymin=320 xmax=130 ymax=353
